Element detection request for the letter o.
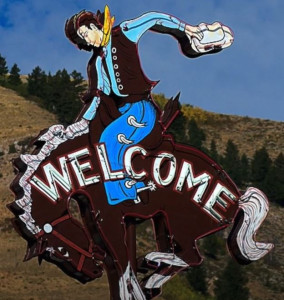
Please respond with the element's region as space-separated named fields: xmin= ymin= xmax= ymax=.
xmin=153 ymin=153 xmax=176 ymax=186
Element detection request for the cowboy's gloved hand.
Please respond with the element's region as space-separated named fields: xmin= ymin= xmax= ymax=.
xmin=185 ymin=22 xmax=234 ymax=53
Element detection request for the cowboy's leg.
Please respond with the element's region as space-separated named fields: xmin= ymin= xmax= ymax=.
xmin=99 ymin=100 xmax=156 ymax=205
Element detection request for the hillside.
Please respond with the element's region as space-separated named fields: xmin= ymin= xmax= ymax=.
xmin=0 ymin=86 xmax=57 ymax=151
xmin=152 ymin=94 xmax=284 ymax=160
xmin=0 ymin=86 xmax=57 ymax=220
xmin=0 ymin=86 xmax=283 ymax=299
xmin=0 ymin=86 xmax=111 ymax=299
xmin=182 ymin=105 xmax=284 ymax=160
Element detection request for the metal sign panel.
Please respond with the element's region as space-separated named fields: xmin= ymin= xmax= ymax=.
xmin=8 ymin=6 xmax=273 ymax=300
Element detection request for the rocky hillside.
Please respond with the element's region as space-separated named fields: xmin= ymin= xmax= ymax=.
xmin=0 ymin=86 xmax=283 ymax=299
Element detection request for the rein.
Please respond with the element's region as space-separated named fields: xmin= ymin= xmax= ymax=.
xmin=36 ymin=214 xmax=95 ymax=272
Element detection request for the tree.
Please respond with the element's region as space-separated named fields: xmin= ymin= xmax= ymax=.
xmin=8 ymin=63 xmax=22 ymax=86
xmin=46 ymin=69 xmax=83 ymax=124
xmin=0 ymin=53 xmax=8 ymax=83
xmin=70 ymin=70 xmax=85 ymax=87
xmin=251 ymin=147 xmax=271 ymax=193
xmin=27 ymin=67 xmax=85 ymax=124
xmin=168 ymin=112 xmax=187 ymax=143
xmin=186 ymin=119 xmax=206 ymax=150
xmin=214 ymin=260 xmax=249 ymax=300
xmin=222 ymin=140 xmax=242 ymax=185
xmin=186 ymin=264 xmax=207 ymax=295
xmin=202 ymin=232 xmax=226 ymax=259
xmin=70 ymin=69 xmax=86 ymax=107
xmin=240 ymin=153 xmax=250 ymax=185
xmin=27 ymin=66 xmax=47 ymax=99
xmin=209 ymin=139 xmax=219 ymax=163
xmin=265 ymin=152 xmax=284 ymax=206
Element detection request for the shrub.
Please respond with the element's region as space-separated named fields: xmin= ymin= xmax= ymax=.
xmin=8 ymin=143 xmax=17 ymax=154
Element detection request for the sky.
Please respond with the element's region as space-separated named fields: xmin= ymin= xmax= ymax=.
xmin=0 ymin=0 xmax=283 ymax=121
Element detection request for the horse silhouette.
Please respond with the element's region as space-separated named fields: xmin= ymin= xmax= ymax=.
xmin=9 ymin=94 xmax=273 ymax=299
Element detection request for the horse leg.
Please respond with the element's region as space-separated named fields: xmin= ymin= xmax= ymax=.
xmin=104 ymin=255 xmax=123 ymax=300
xmin=136 ymin=213 xmax=172 ymax=273
xmin=139 ymin=251 xmax=189 ymax=299
xmin=136 ymin=214 xmax=189 ymax=299
xmin=125 ymin=219 xmax=137 ymax=274
xmin=96 ymin=212 xmax=146 ymax=300
xmin=152 ymin=213 xmax=172 ymax=252
xmin=139 ymin=206 xmax=207 ymax=298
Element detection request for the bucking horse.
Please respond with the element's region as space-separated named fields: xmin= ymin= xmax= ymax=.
xmin=8 ymin=94 xmax=274 ymax=299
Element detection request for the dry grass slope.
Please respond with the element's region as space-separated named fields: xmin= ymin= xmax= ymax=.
xmin=0 ymin=86 xmax=57 ymax=220
xmin=0 ymin=86 xmax=57 ymax=148
xmin=0 ymin=86 xmax=112 ymax=299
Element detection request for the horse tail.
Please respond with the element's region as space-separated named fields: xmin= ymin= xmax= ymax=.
xmin=227 ymin=187 xmax=274 ymax=264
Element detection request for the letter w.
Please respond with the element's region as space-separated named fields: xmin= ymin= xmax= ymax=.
xmin=31 ymin=157 xmax=71 ymax=202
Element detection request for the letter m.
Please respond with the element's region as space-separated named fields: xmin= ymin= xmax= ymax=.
xmin=31 ymin=157 xmax=72 ymax=202
xmin=175 ymin=161 xmax=211 ymax=203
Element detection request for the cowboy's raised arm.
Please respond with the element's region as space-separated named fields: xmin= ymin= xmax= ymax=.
xmin=120 ymin=11 xmax=234 ymax=58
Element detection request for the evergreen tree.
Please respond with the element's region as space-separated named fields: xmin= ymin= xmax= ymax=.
xmin=59 ymin=69 xmax=78 ymax=123
xmin=46 ymin=69 xmax=83 ymax=124
xmin=251 ymin=147 xmax=271 ymax=193
xmin=27 ymin=66 xmax=47 ymax=99
xmin=186 ymin=264 xmax=207 ymax=295
xmin=214 ymin=260 xmax=249 ymax=300
xmin=70 ymin=70 xmax=84 ymax=87
xmin=186 ymin=119 xmax=206 ymax=150
xmin=209 ymin=139 xmax=219 ymax=162
xmin=70 ymin=69 xmax=86 ymax=106
xmin=240 ymin=153 xmax=250 ymax=185
xmin=222 ymin=140 xmax=242 ymax=185
xmin=8 ymin=63 xmax=21 ymax=86
xmin=168 ymin=112 xmax=187 ymax=143
xmin=0 ymin=53 xmax=8 ymax=83
xmin=47 ymin=69 xmax=70 ymax=115
xmin=202 ymin=232 xmax=226 ymax=259
xmin=265 ymin=153 xmax=284 ymax=206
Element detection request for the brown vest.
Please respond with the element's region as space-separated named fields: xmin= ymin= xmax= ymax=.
xmin=107 ymin=27 xmax=158 ymax=101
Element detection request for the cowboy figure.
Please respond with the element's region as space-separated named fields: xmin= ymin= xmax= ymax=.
xmin=65 ymin=6 xmax=233 ymax=205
